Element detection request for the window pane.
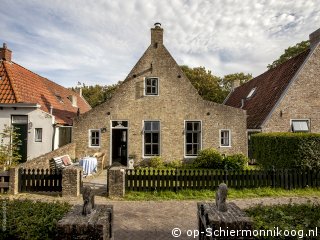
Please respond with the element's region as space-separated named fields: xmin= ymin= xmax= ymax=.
xmin=146 ymin=87 xmax=152 ymax=94
xmin=145 ymin=122 xmax=151 ymax=131
xmin=152 ymin=144 xmax=159 ymax=155
xmin=35 ymin=128 xmax=42 ymax=142
xmin=193 ymin=132 xmax=198 ymax=143
xmin=186 ymin=122 xmax=193 ymax=131
xmin=146 ymin=78 xmax=151 ymax=85
xmin=152 ymin=133 xmax=159 ymax=143
xmin=292 ymin=120 xmax=309 ymax=132
xmin=186 ymin=133 xmax=192 ymax=144
xmin=186 ymin=144 xmax=193 ymax=155
xmin=145 ymin=145 xmax=152 ymax=155
xmin=152 ymin=121 xmax=159 ymax=131
xmin=145 ymin=133 xmax=151 ymax=143
xmin=192 ymin=144 xmax=199 ymax=155
xmin=193 ymin=122 xmax=200 ymax=131
xmin=152 ymin=79 xmax=157 ymax=86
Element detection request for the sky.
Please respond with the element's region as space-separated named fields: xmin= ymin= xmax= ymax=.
xmin=0 ymin=0 xmax=319 ymax=87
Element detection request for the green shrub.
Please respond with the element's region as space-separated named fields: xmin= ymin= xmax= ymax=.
xmin=192 ymin=148 xmax=223 ymax=169
xmin=252 ymin=132 xmax=320 ymax=170
xmin=0 ymin=199 xmax=71 ymax=240
xmin=223 ymin=154 xmax=248 ymax=170
xmin=165 ymin=159 xmax=183 ymax=168
xmin=246 ymin=202 xmax=320 ymax=239
xmin=149 ymin=156 xmax=165 ymax=168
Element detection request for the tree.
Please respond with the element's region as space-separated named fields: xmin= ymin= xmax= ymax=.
xmin=74 ymin=81 xmax=121 ymax=108
xmin=180 ymin=65 xmax=225 ymax=103
xmin=0 ymin=125 xmax=21 ymax=170
xmin=267 ymin=40 xmax=310 ymax=69
xmin=219 ymin=72 xmax=253 ymax=92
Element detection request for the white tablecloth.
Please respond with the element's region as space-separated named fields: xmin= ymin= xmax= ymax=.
xmin=79 ymin=157 xmax=97 ymax=175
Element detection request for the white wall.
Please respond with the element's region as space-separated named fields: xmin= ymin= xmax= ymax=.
xmin=0 ymin=107 xmax=54 ymax=160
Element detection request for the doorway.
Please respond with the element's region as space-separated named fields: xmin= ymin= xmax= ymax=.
xmin=112 ymin=129 xmax=128 ymax=166
xmin=11 ymin=115 xmax=28 ymax=162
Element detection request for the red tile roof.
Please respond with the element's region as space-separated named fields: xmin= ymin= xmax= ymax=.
xmin=0 ymin=60 xmax=91 ymax=125
xmin=224 ymin=49 xmax=310 ymax=129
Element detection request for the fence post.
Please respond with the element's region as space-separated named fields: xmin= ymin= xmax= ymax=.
xmin=9 ymin=167 xmax=20 ymax=194
xmin=108 ymin=166 xmax=125 ymax=197
xmin=62 ymin=166 xmax=82 ymax=197
xmin=175 ymin=168 xmax=178 ymax=193
xmin=272 ymin=166 xmax=276 ymax=188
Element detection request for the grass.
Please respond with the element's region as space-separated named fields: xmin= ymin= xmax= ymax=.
xmin=246 ymin=202 xmax=320 ymax=239
xmin=124 ymin=187 xmax=320 ymax=201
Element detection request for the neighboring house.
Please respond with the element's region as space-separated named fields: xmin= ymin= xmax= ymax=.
xmin=224 ymin=28 xmax=320 ymax=156
xmin=0 ymin=43 xmax=91 ymax=161
xmin=73 ymin=23 xmax=247 ymax=167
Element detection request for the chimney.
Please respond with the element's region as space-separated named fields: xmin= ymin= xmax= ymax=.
xmin=0 ymin=43 xmax=12 ymax=62
xmin=151 ymin=23 xmax=163 ymax=48
xmin=309 ymin=28 xmax=320 ymax=49
xmin=231 ymin=79 xmax=240 ymax=91
xmin=70 ymin=95 xmax=77 ymax=107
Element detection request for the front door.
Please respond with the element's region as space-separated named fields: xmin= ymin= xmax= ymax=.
xmin=11 ymin=115 xmax=28 ymax=162
xmin=111 ymin=121 xmax=128 ymax=166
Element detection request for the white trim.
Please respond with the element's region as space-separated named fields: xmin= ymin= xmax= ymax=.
xmin=143 ymin=77 xmax=159 ymax=96
xmin=184 ymin=120 xmax=202 ymax=158
xmin=142 ymin=120 xmax=161 ymax=158
xmin=0 ymin=103 xmax=40 ymax=108
xmin=261 ymin=49 xmax=313 ymax=128
xmin=219 ymin=129 xmax=231 ymax=147
xmin=88 ymin=129 xmax=101 ymax=148
xmin=290 ymin=119 xmax=310 ymax=132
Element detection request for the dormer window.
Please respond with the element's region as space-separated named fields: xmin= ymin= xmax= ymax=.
xmin=246 ymin=87 xmax=256 ymax=99
xmin=145 ymin=77 xmax=159 ymax=96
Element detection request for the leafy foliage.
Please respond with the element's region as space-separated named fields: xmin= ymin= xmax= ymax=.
xmin=224 ymin=154 xmax=248 ymax=170
xmin=165 ymin=159 xmax=183 ymax=168
xmin=0 ymin=199 xmax=71 ymax=240
xmin=267 ymin=40 xmax=310 ymax=69
xmin=251 ymin=133 xmax=320 ymax=170
xmin=73 ymin=81 xmax=121 ymax=108
xmin=0 ymin=125 xmax=21 ymax=170
xmin=149 ymin=156 xmax=165 ymax=168
xmin=246 ymin=202 xmax=320 ymax=239
xmin=192 ymin=148 xmax=224 ymax=169
xmin=219 ymin=72 xmax=252 ymax=92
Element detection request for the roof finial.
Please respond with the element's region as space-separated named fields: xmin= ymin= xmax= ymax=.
xmin=3 ymin=43 xmax=7 ymax=49
xmin=154 ymin=22 xmax=161 ymax=28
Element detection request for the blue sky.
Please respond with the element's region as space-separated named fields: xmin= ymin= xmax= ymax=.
xmin=0 ymin=0 xmax=319 ymax=87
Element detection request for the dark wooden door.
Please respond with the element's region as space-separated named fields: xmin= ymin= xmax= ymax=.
xmin=13 ymin=124 xmax=28 ymax=162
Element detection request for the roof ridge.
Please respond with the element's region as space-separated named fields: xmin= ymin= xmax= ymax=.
xmin=2 ymin=61 xmax=21 ymax=102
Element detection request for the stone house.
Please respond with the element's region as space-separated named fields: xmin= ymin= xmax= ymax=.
xmin=0 ymin=44 xmax=91 ymax=161
xmin=224 ymin=28 xmax=320 ymax=156
xmin=73 ymin=23 xmax=247 ymax=167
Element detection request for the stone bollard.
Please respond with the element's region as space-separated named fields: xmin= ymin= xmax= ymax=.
xmin=62 ymin=166 xmax=82 ymax=197
xmin=107 ymin=167 xmax=125 ymax=197
xmin=198 ymin=183 xmax=253 ymax=239
xmin=56 ymin=205 xmax=113 ymax=240
xmin=9 ymin=167 xmax=20 ymax=194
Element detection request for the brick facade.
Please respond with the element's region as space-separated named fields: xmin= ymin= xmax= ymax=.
xmin=263 ymin=44 xmax=320 ymax=132
xmin=73 ymin=24 xmax=247 ymax=166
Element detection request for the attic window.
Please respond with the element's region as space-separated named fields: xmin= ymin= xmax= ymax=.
xmin=145 ymin=77 xmax=159 ymax=96
xmin=246 ymin=87 xmax=256 ymax=99
xmin=55 ymin=95 xmax=63 ymax=103
xmin=291 ymin=120 xmax=309 ymax=132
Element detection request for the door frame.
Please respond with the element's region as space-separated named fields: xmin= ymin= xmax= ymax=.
xmin=109 ymin=120 xmax=129 ymax=166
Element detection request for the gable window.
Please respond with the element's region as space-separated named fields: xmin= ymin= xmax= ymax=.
xmin=220 ymin=130 xmax=231 ymax=147
xmin=185 ymin=121 xmax=201 ymax=156
xmin=144 ymin=121 xmax=160 ymax=156
xmin=89 ymin=129 xmax=100 ymax=147
xmin=291 ymin=120 xmax=309 ymax=132
xmin=35 ymin=128 xmax=42 ymax=142
xmin=145 ymin=77 xmax=159 ymax=95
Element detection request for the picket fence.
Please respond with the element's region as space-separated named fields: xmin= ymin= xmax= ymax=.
xmin=125 ymin=169 xmax=320 ymax=191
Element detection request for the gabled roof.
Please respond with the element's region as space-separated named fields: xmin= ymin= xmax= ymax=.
xmin=224 ymin=49 xmax=310 ymax=129
xmin=0 ymin=60 xmax=91 ymax=125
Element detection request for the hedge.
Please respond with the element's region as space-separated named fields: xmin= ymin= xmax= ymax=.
xmin=251 ymin=132 xmax=320 ymax=170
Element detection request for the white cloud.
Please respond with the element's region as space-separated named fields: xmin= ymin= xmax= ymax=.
xmin=0 ymin=0 xmax=319 ymax=87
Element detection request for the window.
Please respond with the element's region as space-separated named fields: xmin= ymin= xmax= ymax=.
xmin=220 ymin=130 xmax=231 ymax=147
xmin=145 ymin=77 xmax=159 ymax=95
xmin=89 ymin=129 xmax=100 ymax=147
xmin=185 ymin=121 xmax=201 ymax=156
xmin=291 ymin=120 xmax=309 ymax=132
xmin=144 ymin=121 xmax=160 ymax=156
xmin=246 ymin=87 xmax=256 ymax=99
xmin=35 ymin=128 xmax=42 ymax=142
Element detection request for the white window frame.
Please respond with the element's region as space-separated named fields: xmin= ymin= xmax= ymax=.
xmin=142 ymin=120 xmax=161 ymax=158
xmin=290 ymin=119 xmax=310 ymax=133
xmin=34 ymin=128 xmax=42 ymax=142
xmin=144 ymin=77 xmax=159 ymax=96
xmin=184 ymin=120 xmax=202 ymax=158
xmin=88 ymin=129 xmax=101 ymax=148
xmin=220 ymin=129 xmax=231 ymax=147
